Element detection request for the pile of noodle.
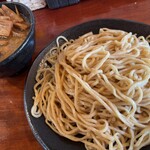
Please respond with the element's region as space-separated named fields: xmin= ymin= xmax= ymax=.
xmin=31 ymin=28 xmax=150 ymax=150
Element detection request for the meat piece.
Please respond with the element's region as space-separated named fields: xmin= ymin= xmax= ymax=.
xmin=0 ymin=16 xmax=10 ymax=20
xmin=0 ymin=8 xmax=5 ymax=16
xmin=0 ymin=39 xmax=8 ymax=46
xmin=15 ymin=5 xmax=19 ymax=16
xmin=0 ymin=19 xmax=13 ymax=37
xmin=1 ymin=5 xmax=24 ymax=23
xmin=14 ymin=22 xmax=29 ymax=31
xmin=12 ymin=31 xmax=24 ymax=37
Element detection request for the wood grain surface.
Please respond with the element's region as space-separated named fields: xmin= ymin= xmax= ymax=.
xmin=0 ymin=0 xmax=150 ymax=149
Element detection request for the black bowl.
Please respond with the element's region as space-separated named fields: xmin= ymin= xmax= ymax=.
xmin=0 ymin=2 xmax=35 ymax=77
xmin=24 ymin=19 xmax=150 ymax=150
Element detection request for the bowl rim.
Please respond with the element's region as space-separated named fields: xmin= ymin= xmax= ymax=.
xmin=0 ymin=1 xmax=35 ymax=66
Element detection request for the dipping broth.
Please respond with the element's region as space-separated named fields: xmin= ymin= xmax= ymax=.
xmin=0 ymin=5 xmax=30 ymax=62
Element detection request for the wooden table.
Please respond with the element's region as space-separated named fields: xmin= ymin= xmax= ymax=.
xmin=0 ymin=0 xmax=150 ymax=149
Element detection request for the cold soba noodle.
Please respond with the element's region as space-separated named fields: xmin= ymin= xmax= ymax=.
xmin=31 ymin=28 xmax=150 ymax=150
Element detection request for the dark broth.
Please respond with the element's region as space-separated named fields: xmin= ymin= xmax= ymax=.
xmin=0 ymin=27 xmax=29 ymax=62
xmin=0 ymin=6 xmax=30 ymax=62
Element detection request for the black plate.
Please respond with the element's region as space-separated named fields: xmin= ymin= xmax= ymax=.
xmin=24 ymin=19 xmax=150 ymax=150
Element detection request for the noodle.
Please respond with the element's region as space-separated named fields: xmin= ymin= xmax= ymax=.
xmin=31 ymin=28 xmax=150 ymax=150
